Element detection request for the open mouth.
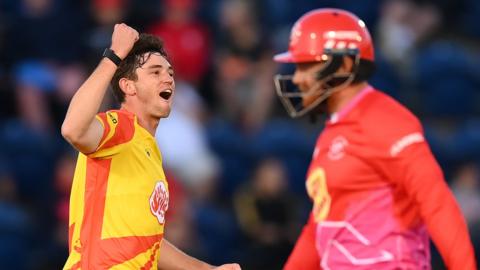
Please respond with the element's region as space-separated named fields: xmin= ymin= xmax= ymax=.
xmin=159 ymin=89 xmax=172 ymax=100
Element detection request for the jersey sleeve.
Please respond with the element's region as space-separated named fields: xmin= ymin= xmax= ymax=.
xmin=284 ymin=213 xmax=321 ymax=270
xmin=375 ymin=131 xmax=476 ymax=269
xmin=88 ymin=110 xmax=135 ymax=158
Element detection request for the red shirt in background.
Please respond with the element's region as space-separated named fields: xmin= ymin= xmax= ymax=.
xmin=285 ymin=87 xmax=476 ymax=270
xmin=149 ymin=22 xmax=211 ymax=84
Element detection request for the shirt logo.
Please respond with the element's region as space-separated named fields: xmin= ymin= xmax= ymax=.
xmin=328 ymin=136 xmax=348 ymax=160
xmin=107 ymin=112 xmax=118 ymax=124
xmin=149 ymin=181 xmax=169 ymax=225
xmin=390 ymin=132 xmax=424 ymax=157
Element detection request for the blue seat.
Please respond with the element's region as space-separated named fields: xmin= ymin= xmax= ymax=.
xmin=414 ymin=41 xmax=479 ymax=117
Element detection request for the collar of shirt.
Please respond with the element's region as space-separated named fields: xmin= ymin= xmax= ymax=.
xmin=328 ymin=85 xmax=374 ymax=124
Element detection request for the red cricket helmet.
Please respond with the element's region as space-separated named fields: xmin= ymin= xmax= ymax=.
xmin=274 ymin=8 xmax=374 ymax=63
xmin=273 ymin=8 xmax=375 ymax=118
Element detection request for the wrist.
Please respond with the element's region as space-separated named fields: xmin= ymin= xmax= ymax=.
xmin=194 ymin=260 xmax=215 ymax=270
xmin=103 ymin=48 xmax=122 ymax=66
xmin=203 ymin=264 xmax=215 ymax=270
xmin=109 ymin=46 xmax=128 ymax=60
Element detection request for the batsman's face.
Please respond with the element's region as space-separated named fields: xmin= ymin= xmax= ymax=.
xmin=292 ymin=61 xmax=327 ymax=107
xmin=134 ymin=53 xmax=175 ymax=119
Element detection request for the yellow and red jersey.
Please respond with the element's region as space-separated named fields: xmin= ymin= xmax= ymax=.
xmin=64 ymin=109 xmax=169 ymax=270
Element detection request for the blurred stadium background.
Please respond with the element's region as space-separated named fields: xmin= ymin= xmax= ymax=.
xmin=0 ymin=0 xmax=479 ymax=269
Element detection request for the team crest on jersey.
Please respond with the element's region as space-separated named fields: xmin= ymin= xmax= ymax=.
xmin=149 ymin=181 xmax=169 ymax=224
xmin=328 ymin=136 xmax=348 ymax=160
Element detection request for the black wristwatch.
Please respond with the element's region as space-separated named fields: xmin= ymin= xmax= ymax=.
xmin=103 ymin=48 xmax=122 ymax=66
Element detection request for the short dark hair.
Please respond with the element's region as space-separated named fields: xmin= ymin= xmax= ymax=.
xmin=111 ymin=33 xmax=169 ymax=103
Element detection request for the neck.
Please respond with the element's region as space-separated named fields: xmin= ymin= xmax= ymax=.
xmin=327 ymin=82 xmax=368 ymax=114
xmin=121 ymin=104 xmax=159 ymax=136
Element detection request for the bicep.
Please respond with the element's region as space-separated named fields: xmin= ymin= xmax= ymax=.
xmin=70 ymin=118 xmax=105 ymax=154
xmin=396 ymin=142 xmax=445 ymax=204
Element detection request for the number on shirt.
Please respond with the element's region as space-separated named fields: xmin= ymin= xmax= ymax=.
xmin=306 ymin=168 xmax=331 ymax=222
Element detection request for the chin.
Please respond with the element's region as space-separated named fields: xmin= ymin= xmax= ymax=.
xmin=161 ymin=111 xmax=171 ymax=118
xmin=302 ymin=94 xmax=322 ymax=107
xmin=302 ymin=99 xmax=316 ymax=107
xmin=155 ymin=108 xmax=171 ymax=119
xmin=152 ymin=103 xmax=171 ymax=118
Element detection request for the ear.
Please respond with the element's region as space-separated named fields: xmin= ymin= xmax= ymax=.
xmin=119 ymin=78 xmax=136 ymax=97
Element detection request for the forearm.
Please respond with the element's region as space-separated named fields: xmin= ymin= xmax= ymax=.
xmin=284 ymin=213 xmax=320 ymax=270
xmin=401 ymin=146 xmax=476 ymax=269
xmin=422 ymin=183 xmax=476 ymax=269
xmin=157 ymin=239 xmax=214 ymax=270
xmin=61 ymin=58 xmax=117 ymax=141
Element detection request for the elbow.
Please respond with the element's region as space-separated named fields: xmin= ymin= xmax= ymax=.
xmin=61 ymin=122 xmax=71 ymax=141
xmin=61 ymin=121 xmax=98 ymax=154
xmin=61 ymin=122 xmax=81 ymax=145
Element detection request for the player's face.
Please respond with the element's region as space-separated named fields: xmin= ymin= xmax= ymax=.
xmin=292 ymin=61 xmax=327 ymax=107
xmin=134 ymin=53 xmax=175 ymax=119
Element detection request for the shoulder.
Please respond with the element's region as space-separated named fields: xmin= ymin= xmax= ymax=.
xmin=357 ymin=90 xmax=425 ymax=155
xmin=99 ymin=110 xmax=135 ymax=125
xmin=95 ymin=109 xmax=136 ymax=149
xmin=360 ymin=90 xmax=422 ymax=132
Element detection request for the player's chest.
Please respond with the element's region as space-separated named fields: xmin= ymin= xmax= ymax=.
xmin=307 ymin=129 xmax=383 ymax=191
xmin=130 ymin=139 xmax=163 ymax=173
xmin=111 ymin=138 xmax=165 ymax=185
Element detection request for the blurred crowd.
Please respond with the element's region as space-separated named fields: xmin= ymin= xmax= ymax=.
xmin=0 ymin=0 xmax=479 ymax=269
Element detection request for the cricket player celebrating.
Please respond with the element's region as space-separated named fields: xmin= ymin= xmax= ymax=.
xmin=61 ymin=23 xmax=240 ymax=270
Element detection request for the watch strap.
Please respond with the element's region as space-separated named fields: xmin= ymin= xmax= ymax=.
xmin=103 ymin=48 xmax=122 ymax=66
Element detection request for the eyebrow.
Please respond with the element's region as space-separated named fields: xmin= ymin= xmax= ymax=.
xmin=146 ymin=64 xmax=173 ymax=71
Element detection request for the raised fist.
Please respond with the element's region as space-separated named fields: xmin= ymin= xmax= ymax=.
xmin=110 ymin=23 xmax=139 ymax=60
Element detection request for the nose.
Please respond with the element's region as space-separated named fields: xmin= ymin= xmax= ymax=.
xmin=162 ymin=71 xmax=174 ymax=85
xmin=292 ymin=69 xmax=302 ymax=86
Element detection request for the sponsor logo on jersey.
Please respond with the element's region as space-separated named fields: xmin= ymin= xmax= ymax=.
xmin=390 ymin=132 xmax=424 ymax=157
xmin=149 ymin=181 xmax=169 ymax=224
xmin=328 ymin=136 xmax=348 ymax=160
